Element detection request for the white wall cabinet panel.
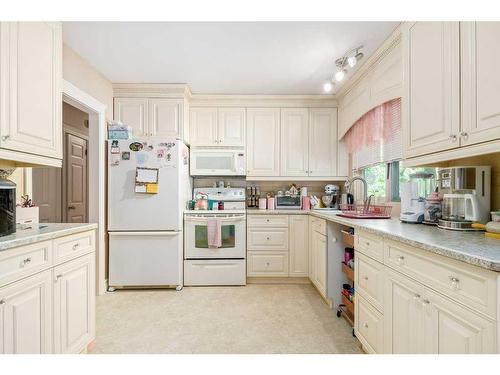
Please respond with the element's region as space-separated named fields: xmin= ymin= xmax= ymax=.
xmin=246 ymin=108 xmax=280 ymax=176
xmin=461 ymin=22 xmax=500 ymax=146
xmin=309 ymin=221 xmax=327 ymax=299
xmin=403 ymin=22 xmax=460 ymax=157
xmin=280 ymin=108 xmax=309 ymax=177
xmin=189 ymin=107 xmax=218 ymax=146
xmin=53 ymin=253 xmax=95 ymax=354
xmin=149 ymin=99 xmax=182 ymax=138
xmin=308 ymin=108 xmax=337 ymax=177
xmin=114 ymin=98 xmax=148 ymax=137
xmin=0 ymin=22 xmax=62 ymax=160
xmin=218 ymin=107 xmax=246 ymax=146
xmin=289 ymin=216 xmax=309 ymax=277
xmin=0 ymin=270 xmax=52 ymax=354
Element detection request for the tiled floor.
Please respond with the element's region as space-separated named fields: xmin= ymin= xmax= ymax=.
xmin=90 ymin=283 xmax=362 ymax=354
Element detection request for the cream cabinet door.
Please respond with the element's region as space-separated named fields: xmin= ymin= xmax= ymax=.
xmin=422 ymin=286 xmax=496 ymax=354
xmin=148 ymin=99 xmax=182 ymax=138
xmin=402 ymin=22 xmax=460 ymax=158
xmin=308 ymin=108 xmax=337 ymax=176
xmin=53 ymin=253 xmax=95 ymax=354
xmin=0 ymin=270 xmax=52 ymax=354
xmin=384 ymin=268 xmax=425 ymax=354
xmin=189 ymin=107 xmax=218 ymax=146
xmin=218 ymin=107 xmax=246 ymax=146
xmin=246 ymin=108 xmax=280 ymax=176
xmin=114 ymin=98 xmax=148 ymax=137
xmin=461 ymin=22 xmax=500 ymax=146
xmin=289 ymin=215 xmax=309 ymax=277
xmin=311 ymin=230 xmax=327 ymax=298
xmin=0 ymin=22 xmax=62 ymax=159
xmin=280 ymin=108 xmax=309 ymax=177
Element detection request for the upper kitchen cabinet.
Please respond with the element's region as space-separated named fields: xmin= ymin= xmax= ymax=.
xmin=114 ymin=98 xmax=148 ymax=137
xmin=0 ymin=22 xmax=63 ymax=166
xmin=114 ymin=97 xmax=183 ymax=139
xmin=309 ymin=108 xmax=337 ymax=177
xmin=402 ymin=22 xmax=460 ymax=158
xmin=189 ymin=107 xmax=245 ymax=147
xmin=461 ymin=22 xmax=500 ymax=146
xmin=246 ymin=108 xmax=280 ymax=177
xmin=280 ymin=108 xmax=309 ymax=177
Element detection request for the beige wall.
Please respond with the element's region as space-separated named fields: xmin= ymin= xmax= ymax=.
xmin=63 ymin=44 xmax=113 ymax=121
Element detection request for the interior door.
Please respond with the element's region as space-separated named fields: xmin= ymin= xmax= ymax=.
xmin=280 ymin=108 xmax=309 ymax=177
xmin=32 ymin=167 xmax=62 ymax=222
xmin=461 ymin=22 xmax=500 ymax=146
xmin=308 ymin=108 xmax=337 ymax=176
xmin=217 ymin=107 xmax=246 ymax=146
xmin=64 ymin=133 xmax=87 ymax=223
xmin=149 ymin=99 xmax=182 ymax=139
xmin=0 ymin=22 xmax=62 ymax=159
xmin=403 ymin=22 xmax=460 ymax=157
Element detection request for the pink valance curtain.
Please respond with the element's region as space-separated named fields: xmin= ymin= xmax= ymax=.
xmin=343 ymin=98 xmax=401 ymax=154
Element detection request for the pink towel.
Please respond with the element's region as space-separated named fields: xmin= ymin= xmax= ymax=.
xmin=207 ymin=218 xmax=222 ymax=248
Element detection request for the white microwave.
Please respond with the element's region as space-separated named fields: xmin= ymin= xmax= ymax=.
xmin=190 ymin=148 xmax=246 ymax=176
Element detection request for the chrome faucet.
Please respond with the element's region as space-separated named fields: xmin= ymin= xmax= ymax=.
xmin=345 ymin=176 xmax=374 ymax=212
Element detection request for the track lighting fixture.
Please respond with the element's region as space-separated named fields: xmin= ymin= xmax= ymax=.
xmin=322 ymin=45 xmax=364 ymax=90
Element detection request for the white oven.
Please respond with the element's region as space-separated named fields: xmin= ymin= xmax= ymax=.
xmin=190 ymin=148 xmax=245 ymax=176
xmin=184 ymin=212 xmax=246 ymax=259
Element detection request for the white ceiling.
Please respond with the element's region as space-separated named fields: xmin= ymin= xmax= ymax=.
xmin=62 ymin=22 xmax=398 ymax=95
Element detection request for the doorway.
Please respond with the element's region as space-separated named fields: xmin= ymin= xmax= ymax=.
xmin=32 ymin=103 xmax=89 ymax=223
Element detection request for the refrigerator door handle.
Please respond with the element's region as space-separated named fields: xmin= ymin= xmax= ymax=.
xmin=108 ymin=231 xmax=181 ymax=236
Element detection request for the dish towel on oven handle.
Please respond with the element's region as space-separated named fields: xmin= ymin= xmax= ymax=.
xmin=207 ymin=218 xmax=222 ymax=248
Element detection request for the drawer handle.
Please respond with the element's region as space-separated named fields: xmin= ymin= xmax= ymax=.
xmin=449 ymin=276 xmax=460 ymax=290
xmin=266 ymin=219 xmax=270 ymax=222
xmin=397 ymin=255 xmax=405 ymax=265
xmin=365 ymin=241 xmax=370 ymax=246
xmin=266 ymin=237 xmax=270 ymax=240
xmin=363 ymin=323 xmax=368 ymax=328
xmin=266 ymin=262 xmax=270 ymax=266
xmin=413 ymin=293 xmax=421 ymax=300
xmin=20 ymin=257 xmax=32 ymax=267
xmin=421 ymin=299 xmax=430 ymax=307
xmin=72 ymin=243 xmax=80 ymax=250
xmin=0 ymin=299 xmax=5 ymax=305
xmin=362 ymin=276 xmax=368 ymax=281
xmin=55 ymin=274 xmax=63 ymax=282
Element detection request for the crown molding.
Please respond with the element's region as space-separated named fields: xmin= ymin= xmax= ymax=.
xmin=113 ymin=83 xmax=190 ymax=98
xmin=188 ymin=94 xmax=337 ymax=108
xmin=334 ymin=24 xmax=402 ymax=99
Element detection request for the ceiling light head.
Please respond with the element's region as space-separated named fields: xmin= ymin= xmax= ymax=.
xmin=323 ymin=80 xmax=334 ymax=93
xmin=355 ymin=51 xmax=364 ymax=61
xmin=347 ymin=55 xmax=357 ymax=68
xmin=335 ymin=69 xmax=346 ymax=82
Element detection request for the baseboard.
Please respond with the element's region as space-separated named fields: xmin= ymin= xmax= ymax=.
xmin=246 ymin=277 xmax=310 ymax=285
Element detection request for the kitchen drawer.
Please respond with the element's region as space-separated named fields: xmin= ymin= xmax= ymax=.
xmin=0 ymin=240 xmax=52 ymax=286
xmin=53 ymin=231 xmax=95 ymax=265
xmin=355 ymin=294 xmax=384 ymax=354
xmin=355 ymin=230 xmax=383 ymax=262
xmin=355 ymin=252 xmax=384 ymax=312
xmin=247 ymin=227 xmax=289 ymax=251
xmin=247 ymin=251 xmax=289 ymax=276
xmin=384 ymin=238 xmax=497 ymax=319
xmin=247 ymin=215 xmax=289 ymax=228
xmin=310 ymin=217 xmax=326 ymax=235
xmin=184 ymin=259 xmax=246 ymax=286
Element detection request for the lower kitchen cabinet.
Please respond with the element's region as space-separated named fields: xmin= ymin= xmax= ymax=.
xmin=309 ymin=217 xmax=327 ymax=299
xmin=53 ymin=253 xmax=95 ymax=354
xmin=356 ymin=294 xmax=384 ymax=354
xmin=0 ymin=270 xmax=53 ymax=354
xmin=247 ymin=251 xmax=289 ymax=277
xmin=289 ymin=216 xmax=309 ymax=277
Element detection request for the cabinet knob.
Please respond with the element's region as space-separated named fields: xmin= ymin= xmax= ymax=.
xmin=266 ymin=237 xmax=270 ymax=240
xmin=72 ymin=243 xmax=80 ymax=251
xmin=55 ymin=274 xmax=63 ymax=282
xmin=1 ymin=135 xmax=10 ymax=141
xmin=413 ymin=293 xmax=421 ymax=300
xmin=397 ymin=255 xmax=405 ymax=265
xmin=449 ymin=276 xmax=460 ymax=289
xmin=20 ymin=257 xmax=32 ymax=267
xmin=0 ymin=299 xmax=5 ymax=305
xmin=363 ymin=323 xmax=368 ymax=328
xmin=266 ymin=262 xmax=270 ymax=266
xmin=460 ymin=132 xmax=469 ymax=140
xmin=421 ymin=299 xmax=430 ymax=306
xmin=362 ymin=276 xmax=369 ymax=281
xmin=449 ymin=134 xmax=458 ymax=142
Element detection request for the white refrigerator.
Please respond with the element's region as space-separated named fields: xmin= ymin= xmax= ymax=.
xmin=107 ymin=139 xmax=191 ymax=290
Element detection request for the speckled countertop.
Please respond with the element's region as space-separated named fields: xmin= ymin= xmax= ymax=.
xmin=0 ymin=223 xmax=98 ymax=252
xmin=248 ymin=208 xmax=500 ymax=272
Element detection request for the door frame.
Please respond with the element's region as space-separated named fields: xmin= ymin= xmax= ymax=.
xmin=62 ymin=80 xmax=107 ymax=296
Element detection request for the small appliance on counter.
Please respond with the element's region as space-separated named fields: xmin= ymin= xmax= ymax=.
xmin=321 ymin=184 xmax=340 ymax=210
xmin=275 ymin=194 xmax=301 ymax=210
xmin=436 ymin=166 xmax=491 ymax=230
xmin=184 ymin=187 xmax=246 ymax=286
xmin=400 ymin=172 xmax=435 ymax=224
xmin=0 ymin=173 xmax=16 ymax=237
xmin=423 ymin=189 xmax=442 ymax=225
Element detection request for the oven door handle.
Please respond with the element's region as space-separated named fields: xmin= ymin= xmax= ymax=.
xmin=184 ymin=216 xmax=246 ymax=223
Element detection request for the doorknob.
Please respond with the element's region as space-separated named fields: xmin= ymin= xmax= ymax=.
xmin=68 ymin=205 xmax=76 ymax=210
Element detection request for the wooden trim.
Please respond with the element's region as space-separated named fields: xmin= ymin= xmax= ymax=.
xmin=113 ymin=83 xmax=190 ymax=98
xmin=0 ymin=148 xmax=62 ymax=167
xmin=246 ymin=277 xmax=310 ymax=285
xmin=401 ymin=139 xmax=500 ymax=167
xmin=189 ymin=94 xmax=337 ymax=108
xmin=246 ymin=176 xmax=348 ymax=182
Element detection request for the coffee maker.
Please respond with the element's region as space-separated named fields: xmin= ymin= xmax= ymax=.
xmin=437 ymin=166 xmax=491 ymax=230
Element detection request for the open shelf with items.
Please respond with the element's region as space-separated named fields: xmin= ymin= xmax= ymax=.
xmin=336 ymin=227 xmax=356 ymax=337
